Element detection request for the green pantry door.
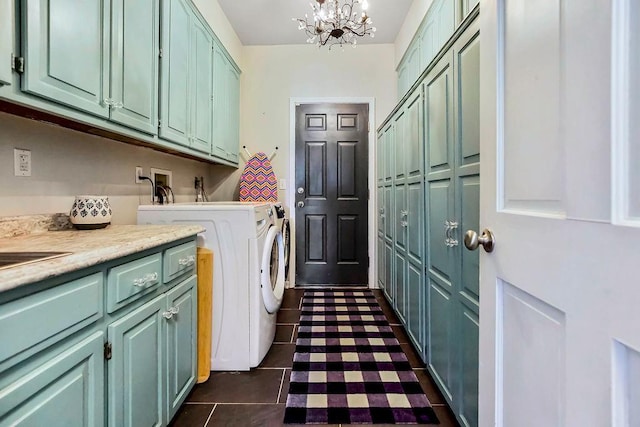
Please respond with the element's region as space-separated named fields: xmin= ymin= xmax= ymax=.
xmin=424 ymin=19 xmax=480 ymax=427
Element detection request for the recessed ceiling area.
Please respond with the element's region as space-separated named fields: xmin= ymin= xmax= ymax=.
xmin=217 ymin=0 xmax=414 ymax=46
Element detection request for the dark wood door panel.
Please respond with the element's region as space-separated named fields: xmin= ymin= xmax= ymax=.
xmin=295 ymin=103 xmax=369 ymax=285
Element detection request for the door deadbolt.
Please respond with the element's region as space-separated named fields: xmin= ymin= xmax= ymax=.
xmin=297 ymin=187 xmax=304 ymax=194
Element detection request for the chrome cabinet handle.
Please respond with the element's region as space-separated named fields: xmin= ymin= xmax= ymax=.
xmin=400 ymin=210 xmax=408 ymax=217
xmin=400 ymin=221 xmax=408 ymax=228
xmin=104 ymin=98 xmax=123 ymax=109
xmin=178 ymin=255 xmax=195 ymax=267
xmin=133 ymin=272 xmax=159 ymax=287
xmin=464 ymin=229 xmax=496 ymax=253
xmin=445 ymin=220 xmax=459 ymax=247
xmin=162 ymin=306 xmax=179 ymax=320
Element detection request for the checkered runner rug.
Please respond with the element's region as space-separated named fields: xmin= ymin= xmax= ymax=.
xmin=283 ymin=290 xmax=439 ymax=424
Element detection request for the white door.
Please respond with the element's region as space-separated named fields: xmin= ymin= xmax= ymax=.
xmin=479 ymin=1 xmax=640 ymax=426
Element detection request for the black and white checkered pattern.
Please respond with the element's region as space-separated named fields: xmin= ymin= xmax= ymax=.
xmin=283 ymin=290 xmax=439 ymax=424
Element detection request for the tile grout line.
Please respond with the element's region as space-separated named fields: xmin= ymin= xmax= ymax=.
xmin=290 ymin=324 xmax=297 ymax=343
xmin=202 ymin=403 xmax=216 ymax=427
xmin=276 ymin=368 xmax=286 ymax=403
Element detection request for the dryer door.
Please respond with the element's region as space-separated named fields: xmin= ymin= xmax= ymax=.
xmin=261 ymin=225 xmax=285 ymax=313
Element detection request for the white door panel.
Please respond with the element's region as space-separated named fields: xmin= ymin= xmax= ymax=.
xmin=480 ymin=0 xmax=640 ymax=426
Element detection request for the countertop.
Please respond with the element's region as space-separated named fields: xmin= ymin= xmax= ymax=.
xmin=0 ymin=224 xmax=204 ymax=293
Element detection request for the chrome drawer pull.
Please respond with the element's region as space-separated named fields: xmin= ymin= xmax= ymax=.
xmin=133 ymin=272 xmax=159 ymax=287
xmin=162 ymin=306 xmax=179 ymax=320
xmin=178 ymin=255 xmax=196 ymax=267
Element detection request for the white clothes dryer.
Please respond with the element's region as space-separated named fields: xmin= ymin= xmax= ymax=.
xmin=137 ymin=202 xmax=285 ymax=371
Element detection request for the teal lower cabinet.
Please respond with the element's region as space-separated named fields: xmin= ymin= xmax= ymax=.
xmin=0 ymin=331 xmax=105 ymax=427
xmin=107 ymin=275 xmax=197 ymax=426
xmin=108 ymin=294 xmax=165 ymax=427
xmin=165 ymin=276 xmax=197 ymax=420
xmin=0 ymin=238 xmax=198 ymax=427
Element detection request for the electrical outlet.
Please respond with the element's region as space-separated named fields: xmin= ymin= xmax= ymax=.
xmin=135 ymin=167 xmax=144 ymax=183
xmin=14 ymin=148 xmax=31 ymax=177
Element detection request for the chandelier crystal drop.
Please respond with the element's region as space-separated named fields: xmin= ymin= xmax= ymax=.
xmin=294 ymin=0 xmax=377 ymax=49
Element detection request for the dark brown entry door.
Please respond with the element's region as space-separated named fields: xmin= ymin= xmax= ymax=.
xmin=295 ymin=103 xmax=369 ymax=285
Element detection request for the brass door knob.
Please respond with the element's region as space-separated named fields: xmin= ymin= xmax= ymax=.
xmin=464 ymin=229 xmax=495 ymax=253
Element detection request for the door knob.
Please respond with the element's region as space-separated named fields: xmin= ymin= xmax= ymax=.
xmin=297 ymin=187 xmax=305 ymax=194
xmin=464 ymin=229 xmax=495 ymax=253
xmin=297 ymin=201 xmax=305 ymax=208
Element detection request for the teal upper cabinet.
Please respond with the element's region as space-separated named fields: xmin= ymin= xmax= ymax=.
xmin=396 ymin=0 xmax=457 ymax=100
xmin=22 ymin=0 xmax=160 ymax=134
xmin=160 ymin=0 xmax=192 ymax=147
xmin=226 ymin=66 xmax=240 ymax=164
xmin=22 ymin=0 xmax=110 ymax=117
xmin=212 ymin=41 xmax=241 ymax=164
xmin=109 ymin=0 xmax=160 ymax=134
xmin=190 ymin=17 xmax=214 ymax=154
xmin=160 ymin=1 xmax=239 ymax=159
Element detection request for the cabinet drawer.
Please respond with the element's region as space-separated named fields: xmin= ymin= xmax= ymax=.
xmin=107 ymin=253 xmax=162 ymax=313
xmin=163 ymin=242 xmax=196 ymax=283
xmin=0 ymin=273 xmax=103 ymax=371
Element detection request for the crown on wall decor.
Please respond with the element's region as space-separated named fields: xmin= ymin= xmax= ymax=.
xmin=294 ymin=0 xmax=376 ymax=49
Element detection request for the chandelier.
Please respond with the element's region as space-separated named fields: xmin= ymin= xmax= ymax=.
xmin=294 ymin=0 xmax=376 ymax=49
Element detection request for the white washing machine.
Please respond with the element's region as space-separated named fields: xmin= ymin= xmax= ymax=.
xmin=137 ymin=202 xmax=285 ymax=371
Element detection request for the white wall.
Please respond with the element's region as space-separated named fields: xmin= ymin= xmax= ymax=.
xmin=0 ymin=113 xmax=214 ymax=224
xmin=394 ymin=0 xmax=435 ymax=67
xmin=210 ymin=43 xmax=397 ymax=204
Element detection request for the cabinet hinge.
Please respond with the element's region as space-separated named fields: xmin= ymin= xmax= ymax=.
xmin=104 ymin=342 xmax=112 ymax=360
xmin=158 ymin=119 xmax=162 ymax=128
xmin=11 ymin=53 xmax=24 ymax=74
xmin=159 ymin=48 xmax=163 ymax=58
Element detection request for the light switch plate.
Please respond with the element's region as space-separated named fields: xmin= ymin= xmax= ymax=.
xmin=14 ymin=148 xmax=31 ymax=177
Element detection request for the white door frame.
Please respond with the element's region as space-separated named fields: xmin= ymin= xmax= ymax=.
xmin=288 ymin=97 xmax=376 ymax=288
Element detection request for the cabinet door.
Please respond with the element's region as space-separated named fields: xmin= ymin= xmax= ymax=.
xmin=110 ymin=0 xmax=159 ymax=134
xmin=22 ymin=0 xmax=110 ymax=117
xmin=211 ymin=42 xmax=229 ymax=160
xmin=159 ymin=0 xmax=191 ymax=146
xmin=424 ymin=53 xmax=456 ymax=402
xmin=0 ymin=331 xmax=104 ymax=426
xmin=165 ymin=276 xmax=197 ymax=421
xmin=108 ymin=294 xmax=165 ymax=427
xmin=225 ymin=66 xmax=240 ymax=164
xmin=190 ymin=18 xmax=213 ymax=153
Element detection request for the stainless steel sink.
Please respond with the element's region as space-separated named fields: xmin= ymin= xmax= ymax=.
xmin=0 ymin=252 xmax=72 ymax=270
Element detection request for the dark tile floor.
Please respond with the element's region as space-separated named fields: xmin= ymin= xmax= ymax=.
xmin=170 ymin=289 xmax=460 ymax=427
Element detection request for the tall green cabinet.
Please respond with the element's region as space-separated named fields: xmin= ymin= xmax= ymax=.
xmin=377 ymin=7 xmax=479 ymax=427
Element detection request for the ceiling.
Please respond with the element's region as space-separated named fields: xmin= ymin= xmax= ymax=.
xmin=217 ymin=0 xmax=414 ymax=46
